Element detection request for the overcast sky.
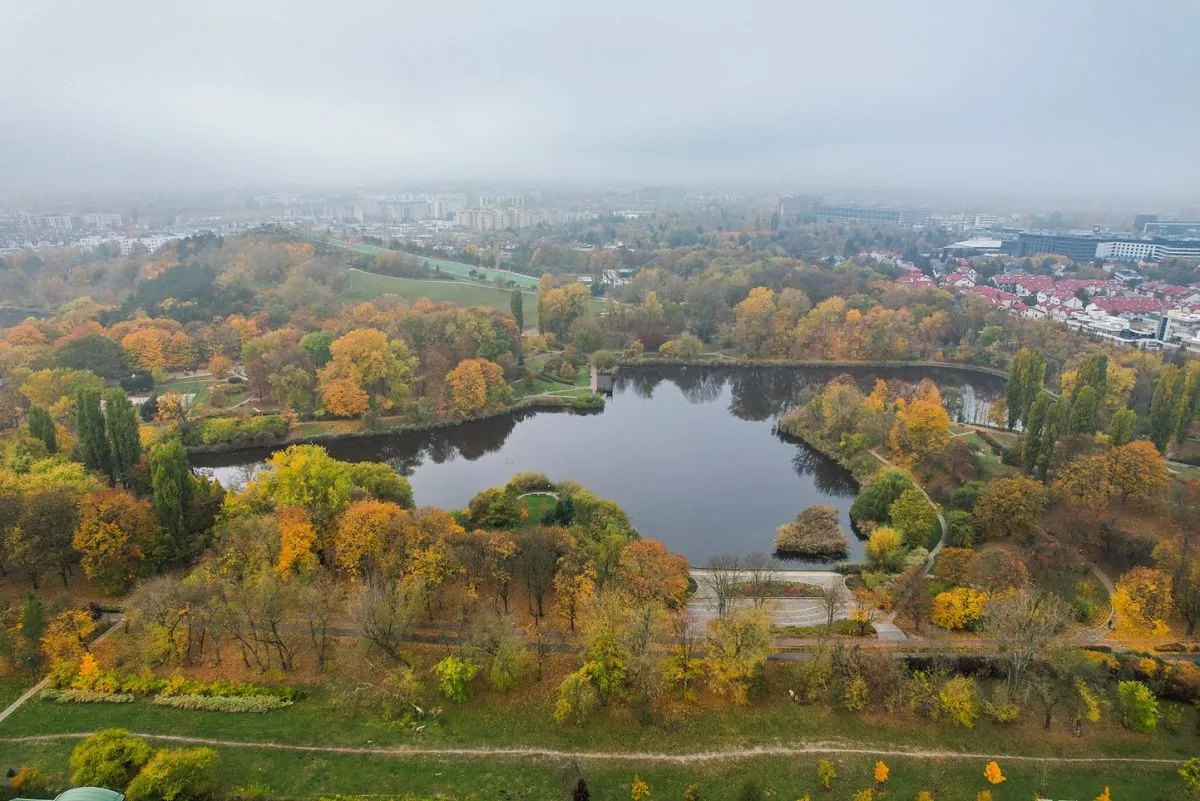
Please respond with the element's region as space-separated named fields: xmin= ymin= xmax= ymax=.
xmin=3 ymin=0 xmax=1198 ymax=199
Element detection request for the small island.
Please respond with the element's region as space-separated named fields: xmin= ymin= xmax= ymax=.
xmin=773 ymin=503 xmax=850 ymax=560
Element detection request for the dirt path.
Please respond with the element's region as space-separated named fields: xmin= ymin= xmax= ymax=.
xmin=0 ymin=732 xmax=1182 ymax=766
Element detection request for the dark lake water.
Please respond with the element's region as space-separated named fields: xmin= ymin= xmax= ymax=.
xmin=193 ymin=365 xmax=1005 ymax=565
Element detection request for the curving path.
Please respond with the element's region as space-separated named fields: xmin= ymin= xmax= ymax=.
xmin=0 ymin=732 xmax=1182 ymax=766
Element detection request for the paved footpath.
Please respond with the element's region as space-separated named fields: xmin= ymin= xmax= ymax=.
xmin=687 ymin=569 xmax=850 ymax=627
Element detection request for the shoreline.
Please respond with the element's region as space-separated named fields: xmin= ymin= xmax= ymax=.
xmin=186 ymin=357 xmax=1004 ymax=458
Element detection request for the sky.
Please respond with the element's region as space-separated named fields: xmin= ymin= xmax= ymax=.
xmin=2 ymin=0 xmax=1199 ymax=200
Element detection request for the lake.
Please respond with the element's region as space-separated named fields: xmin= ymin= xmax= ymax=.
xmin=192 ymin=364 xmax=1005 ymax=565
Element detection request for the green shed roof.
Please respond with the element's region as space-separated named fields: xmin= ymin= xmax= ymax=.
xmin=55 ymin=788 xmax=125 ymax=801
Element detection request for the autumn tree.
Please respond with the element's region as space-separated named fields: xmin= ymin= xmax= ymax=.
xmin=276 ymin=506 xmax=319 ymax=577
xmin=149 ymin=438 xmax=191 ymax=556
xmin=69 ymin=729 xmax=153 ymax=790
xmin=335 ymin=500 xmax=411 ymax=583
xmin=5 ymin=490 xmax=80 ymax=588
xmin=850 ymin=468 xmax=915 ymax=527
xmin=1112 ymin=567 xmax=1173 ymax=638
xmin=73 ymin=490 xmax=168 ymax=593
xmin=616 ymin=539 xmax=689 ymax=608
xmin=1054 ymin=440 xmax=1170 ymax=509
xmin=889 ymin=392 xmax=951 ymax=463
xmin=733 ymin=287 xmax=775 ymax=354
xmin=704 ymin=606 xmax=772 ymax=703
xmin=972 ymin=475 xmax=1046 ymax=543
xmin=1005 ymin=347 xmax=1046 ymax=428
xmin=774 ymin=504 xmax=849 ymax=559
xmin=317 ymin=328 xmax=417 ymax=416
xmin=538 ymin=279 xmax=591 ymax=337
xmin=447 ymin=358 xmax=511 ymax=418
xmin=26 ymin=404 xmax=58 ymax=454
xmin=207 ymin=354 xmax=232 ymax=379
xmin=931 ymin=587 xmax=988 ymax=630
xmin=865 ymin=526 xmax=904 ymax=572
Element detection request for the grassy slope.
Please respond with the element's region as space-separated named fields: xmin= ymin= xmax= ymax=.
xmin=344 ymin=270 xmax=540 ymax=329
xmin=0 ymin=740 xmax=1177 ymax=801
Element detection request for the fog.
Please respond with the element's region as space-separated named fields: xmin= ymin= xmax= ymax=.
xmin=3 ymin=0 xmax=1198 ymax=198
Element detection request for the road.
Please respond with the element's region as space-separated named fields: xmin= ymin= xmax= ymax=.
xmin=687 ymin=568 xmax=850 ymax=627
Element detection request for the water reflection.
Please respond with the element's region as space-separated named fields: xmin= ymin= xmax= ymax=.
xmin=194 ymin=364 xmax=1002 ymax=563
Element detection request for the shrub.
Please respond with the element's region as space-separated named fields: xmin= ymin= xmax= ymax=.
xmin=152 ymin=694 xmax=293 ymax=713
xmin=888 ymin=488 xmax=938 ymax=549
xmin=931 ymin=588 xmax=988 ymax=630
xmin=938 ymin=676 xmax=979 ymax=728
xmin=125 ymin=747 xmax=220 ymax=801
xmin=864 ymin=526 xmax=904 ymax=572
xmin=817 ymin=759 xmax=837 ymax=789
xmin=41 ymin=689 xmax=137 ymax=704
xmin=197 ymin=414 xmax=289 ymax=446
xmin=774 ymin=505 xmax=849 ymax=559
xmin=433 ymin=656 xmax=479 ymax=703
xmin=8 ymin=767 xmax=50 ymax=796
xmin=70 ymin=729 xmax=153 ymax=789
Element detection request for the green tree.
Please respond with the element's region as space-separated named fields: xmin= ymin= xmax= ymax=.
xmin=1036 ymin=397 xmax=1068 ymax=479
xmin=20 ymin=591 xmax=46 ymax=665
xmin=26 ymin=405 xmax=57 ymax=454
xmin=104 ymin=389 xmax=141 ymax=488
xmin=888 ymin=487 xmax=938 ymax=549
xmin=1021 ymin=393 xmax=1050 ymax=474
xmin=1108 ymin=407 xmax=1137 ymax=446
xmin=1116 ymin=680 xmax=1159 ymax=733
xmin=1072 ymin=354 xmax=1109 ymax=403
xmin=1150 ymin=365 xmax=1183 ymax=453
xmin=1068 ymin=385 xmax=1101 ymax=434
xmin=69 ymin=729 xmax=153 ymax=790
xmin=125 ymin=747 xmax=219 ymax=801
xmin=1005 ymin=347 xmax=1046 ymax=428
xmin=347 ymin=461 xmax=413 ymax=507
xmin=53 ymin=333 xmax=128 ymax=380
xmin=850 ymin=468 xmax=914 ymax=527
xmin=433 ymin=655 xmax=479 ymax=702
xmin=75 ymin=387 xmax=114 ymax=483
xmin=299 ymin=330 xmax=335 ymax=368
xmin=510 ymin=288 xmax=525 ymax=331
xmin=150 ymin=439 xmax=191 ymax=555
xmin=1180 ymin=756 xmax=1200 ymax=796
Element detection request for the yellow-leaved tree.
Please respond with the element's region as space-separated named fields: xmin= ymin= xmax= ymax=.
xmin=318 ymin=328 xmax=416 ymax=416
xmin=889 ymin=384 xmax=950 ymax=463
xmin=276 ymin=506 xmax=318 ymax=577
xmin=447 ymin=358 xmax=511 ymax=418
xmin=1112 ymin=566 xmax=1173 ymax=638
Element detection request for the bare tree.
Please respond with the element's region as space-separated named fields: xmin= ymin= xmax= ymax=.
xmin=821 ymin=579 xmax=849 ymax=631
xmin=706 ymin=554 xmax=740 ymax=618
xmin=984 ymin=589 xmax=1073 ymax=691
xmin=353 ymin=578 xmax=422 ymax=664
xmin=743 ymin=551 xmax=778 ymax=609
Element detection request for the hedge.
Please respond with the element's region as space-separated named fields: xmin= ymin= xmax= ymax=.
xmin=152 ymin=694 xmax=293 ymax=713
xmin=195 ymin=414 xmax=289 ymax=446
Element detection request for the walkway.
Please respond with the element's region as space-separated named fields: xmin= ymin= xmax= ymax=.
xmin=687 ymin=569 xmax=850 ymax=628
xmin=0 ymin=618 xmax=123 ymax=726
xmin=0 ymin=732 xmax=1181 ymax=766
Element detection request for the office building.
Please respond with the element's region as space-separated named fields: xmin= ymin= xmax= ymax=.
xmin=813 ymin=204 xmax=931 ymax=226
xmin=82 ymin=213 xmax=123 ymax=229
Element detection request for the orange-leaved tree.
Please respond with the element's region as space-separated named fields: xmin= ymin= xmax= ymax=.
xmin=1112 ymin=566 xmax=1174 ymax=638
xmin=317 ymin=328 xmax=416 ymax=416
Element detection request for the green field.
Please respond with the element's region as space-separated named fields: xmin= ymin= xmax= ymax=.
xmin=0 ymin=739 xmax=1178 ymax=801
xmin=300 ymin=233 xmax=541 ymax=289
xmin=344 ymin=270 xmax=540 ymax=328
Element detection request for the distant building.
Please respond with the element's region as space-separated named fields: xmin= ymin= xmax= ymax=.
xmin=1017 ymin=231 xmax=1200 ymax=262
xmin=476 ymin=194 xmax=524 ymax=208
xmin=1143 ymin=220 xmax=1200 ymax=237
xmin=82 ymin=212 xmax=122 ymax=229
xmin=454 ymin=208 xmax=546 ymax=231
xmin=1134 ymin=213 xmax=1158 ymax=233
xmin=813 ymin=203 xmax=931 ymax=226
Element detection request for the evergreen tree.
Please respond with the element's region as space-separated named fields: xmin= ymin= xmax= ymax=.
xmin=20 ymin=591 xmax=45 ymax=667
xmin=26 ymin=405 xmax=57 ymax=454
xmin=1021 ymin=394 xmax=1050 ymax=474
xmin=510 ymin=288 xmax=524 ymax=331
xmin=1036 ymin=398 xmax=1068 ymax=479
xmin=1005 ymin=348 xmax=1046 ymax=429
xmin=1149 ymin=365 xmax=1182 ymax=453
xmin=75 ymin=387 xmax=114 ymax=484
xmin=150 ymin=438 xmax=191 ymax=556
xmin=104 ymin=389 xmax=141 ymax=487
xmin=1173 ymin=363 xmax=1200 ymax=446
xmin=1108 ymin=407 xmax=1138 ymax=446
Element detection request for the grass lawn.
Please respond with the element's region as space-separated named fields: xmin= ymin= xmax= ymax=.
xmin=0 ymin=740 xmax=1181 ymax=801
xmin=0 ymin=675 xmax=32 ymax=710
xmin=516 ymin=493 xmax=557 ymax=524
xmin=344 ymin=270 xmax=540 ymax=328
